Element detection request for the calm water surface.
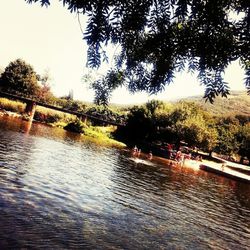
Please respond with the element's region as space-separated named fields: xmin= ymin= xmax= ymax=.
xmin=0 ymin=116 xmax=249 ymax=249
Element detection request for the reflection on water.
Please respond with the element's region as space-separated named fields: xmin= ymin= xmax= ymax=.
xmin=0 ymin=116 xmax=249 ymax=249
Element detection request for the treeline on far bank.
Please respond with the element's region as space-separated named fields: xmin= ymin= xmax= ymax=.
xmin=113 ymin=100 xmax=250 ymax=166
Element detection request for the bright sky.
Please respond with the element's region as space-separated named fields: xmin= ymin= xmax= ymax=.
xmin=0 ymin=0 xmax=247 ymax=104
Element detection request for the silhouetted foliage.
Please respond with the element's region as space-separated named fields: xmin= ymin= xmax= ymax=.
xmin=91 ymin=69 xmax=124 ymax=105
xmin=0 ymin=59 xmax=40 ymax=97
xmin=26 ymin=0 xmax=250 ymax=103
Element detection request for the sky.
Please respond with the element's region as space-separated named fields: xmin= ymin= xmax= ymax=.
xmin=0 ymin=0 xmax=247 ymax=104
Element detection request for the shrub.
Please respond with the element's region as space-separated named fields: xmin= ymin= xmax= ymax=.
xmin=64 ymin=119 xmax=87 ymax=133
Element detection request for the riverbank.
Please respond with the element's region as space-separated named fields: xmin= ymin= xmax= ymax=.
xmin=183 ymin=156 xmax=250 ymax=184
xmin=0 ymin=108 xmax=126 ymax=148
xmin=137 ymin=149 xmax=250 ymax=184
xmin=200 ymin=163 xmax=250 ymax=184
xmin=0 ymin=109 xmax=22 ymax=118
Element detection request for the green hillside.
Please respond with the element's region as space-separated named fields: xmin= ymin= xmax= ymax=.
xmin=180 ymin=91 xmax=250 ymax=116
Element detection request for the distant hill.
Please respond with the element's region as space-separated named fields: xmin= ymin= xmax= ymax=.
xmin=180 ymin=91 xmax=250 ymax=116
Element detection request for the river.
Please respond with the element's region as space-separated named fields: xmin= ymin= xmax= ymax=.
xmin=0 ymin=116 xmax=249 ymax=249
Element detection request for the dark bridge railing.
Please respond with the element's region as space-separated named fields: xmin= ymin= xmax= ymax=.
xmin=0 ymin=91 xmax=125 ymax=127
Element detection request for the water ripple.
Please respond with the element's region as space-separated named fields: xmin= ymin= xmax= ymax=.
xmin=0 ymin=117 xmax=249 ymax=249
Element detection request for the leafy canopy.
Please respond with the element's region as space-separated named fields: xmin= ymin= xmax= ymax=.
xmin=0 ymin=59 xmax=40 ymax=97
xmin=26 ymin=0 xmax=250 ymax=104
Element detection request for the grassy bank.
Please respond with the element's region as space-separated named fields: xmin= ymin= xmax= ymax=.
xmin=0 ymin=97 xmax=126 ymax=148
xmin=83 ymin=126 xmax=126 ymax=148
xmin=0 ymin=97 xmax=25 ymax=113
xmin=34 ymin=106 xmax=75 ymax=127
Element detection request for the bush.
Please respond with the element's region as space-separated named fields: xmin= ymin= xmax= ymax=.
xmin=64 ymin=119 xmax=87 ymax=133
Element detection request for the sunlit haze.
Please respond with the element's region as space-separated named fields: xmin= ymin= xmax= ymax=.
xmin=0 ymin=1 xmax=247 ymax=104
